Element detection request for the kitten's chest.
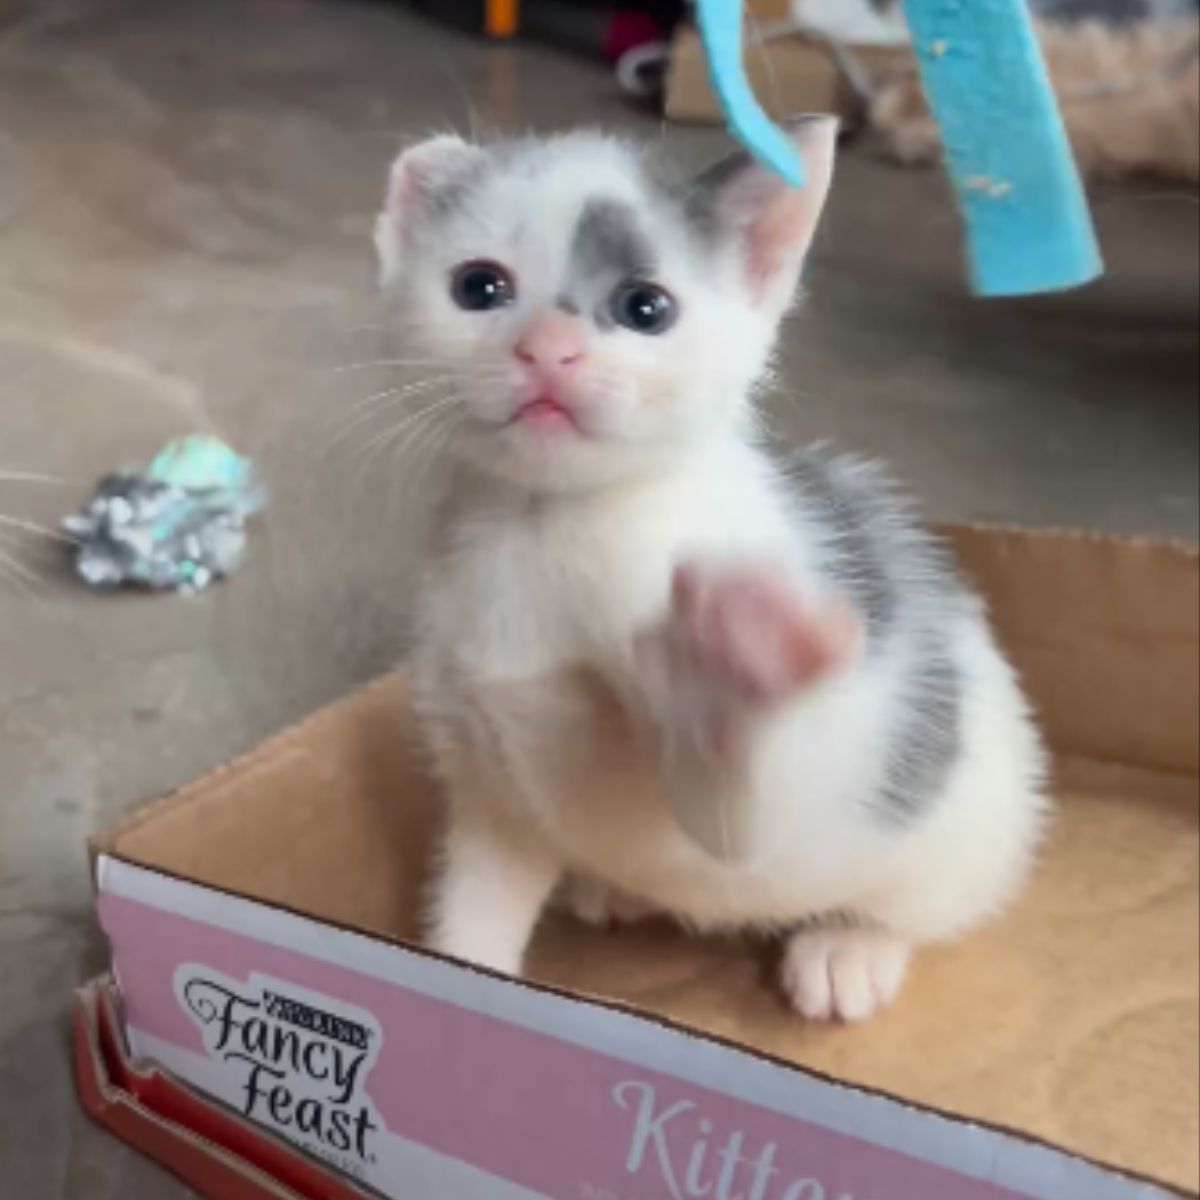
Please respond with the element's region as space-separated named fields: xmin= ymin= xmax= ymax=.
xmin=420 ymin=455 xmax=806 ymax=678
xmin=422 ymin=506 xmax=658 ymax=678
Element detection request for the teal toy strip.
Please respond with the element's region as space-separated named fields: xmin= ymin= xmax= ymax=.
xmin=901 ymin=0 xmax=1102 ymax=296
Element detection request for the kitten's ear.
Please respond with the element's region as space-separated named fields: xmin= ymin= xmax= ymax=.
xmin=688 ymin=116 xmax=838 ymax=307
xmin=375 ymin=135 xmax=486 ymax=286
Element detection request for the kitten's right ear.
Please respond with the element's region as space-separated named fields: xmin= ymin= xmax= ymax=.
xmin=686 ymin=116 xmax=838 ymax=311
xmin=375 ymin=135 xmax=486 ymax=286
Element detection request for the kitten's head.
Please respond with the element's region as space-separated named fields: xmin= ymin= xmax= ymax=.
xmin=374 ymin=122 xmax=836 ymax=492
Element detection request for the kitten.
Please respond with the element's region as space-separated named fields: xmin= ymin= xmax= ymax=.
xmin=374 ymin=123 xmax=1047 ymax=1022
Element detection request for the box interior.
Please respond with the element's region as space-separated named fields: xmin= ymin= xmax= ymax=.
xmin=98 ymin=527 xmax=1200 ymax=1194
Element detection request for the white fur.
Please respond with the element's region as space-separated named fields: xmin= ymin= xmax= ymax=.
xmin=411 ymin=443 xmax=1045 ymax=952
xmin=377 ymin=129 xmax=1048 ymax=1020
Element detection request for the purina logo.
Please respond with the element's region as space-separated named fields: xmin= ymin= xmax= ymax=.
xmin=174 ymin=966 xmax=382 ymax=1178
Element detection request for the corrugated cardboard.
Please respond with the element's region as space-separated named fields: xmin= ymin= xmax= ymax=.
xmin=87 ymin=525 xmax=1199 ymax=1198
xmin=666 ymin=25 xmax=911 ymax=124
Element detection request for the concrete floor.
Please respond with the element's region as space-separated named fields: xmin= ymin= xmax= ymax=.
xmin=0 ymin=1 xmax=1196 ymax=1195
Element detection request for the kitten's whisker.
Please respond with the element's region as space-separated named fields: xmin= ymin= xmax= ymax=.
xmin=0 ymin=470 xmax=64 ymax=485
xmin=345 ymin=375 xmax=458 ymax=414
xmin=388 ymin=412 xmax=448 ymax=489
xmin=0 ymin=542 xmax=43 ymax=595
xmin=0 ymin=514 xmax=73 ymax=544
xmin=387 ymin=404 xmax=465 ymax=489
xmin=329 ymin=357 xmax=460 ymax=374
xmin=392 ymin=401 xmax=463 ymax=469
xmin=390 ymin=407 xmax=463 ymax=506
xmin=320 ymin=378 xmax=458 ymax=459
xmin=355 ymin=394 xmax=464 ymax=486
xmin=409 ymin=419 xmax=460 ymax=503
xmin=384 ymin=396 xmax=464 ymax=463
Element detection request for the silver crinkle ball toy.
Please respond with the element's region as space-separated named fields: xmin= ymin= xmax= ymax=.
xmin=63 ymin=435 xmax=266 ymax=593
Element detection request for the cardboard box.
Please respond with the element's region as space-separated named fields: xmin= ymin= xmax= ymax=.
xmin=82 ymin=524 xmax=1198 ymax=1200
xmin=744 ymin=0 xmax=792 ymax=25
xmin=74 ymin=974 xmax=374 ymax=1200
xmin=666 ymin=25 xmax=910 ymax=124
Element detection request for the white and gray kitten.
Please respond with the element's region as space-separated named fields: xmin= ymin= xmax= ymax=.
xmin=374 ymin=122 xmax=1047 ymax=1022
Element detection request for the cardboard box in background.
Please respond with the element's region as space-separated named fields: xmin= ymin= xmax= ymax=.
xmin=666 ymin=25 xmax=911 ymax=124
xmin=81 ymin=525 xmax=1199 ymax=1200
xmin=743 ymin=0 xmax=791 ymax=24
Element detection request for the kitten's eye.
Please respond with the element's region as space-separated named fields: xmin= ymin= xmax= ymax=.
xmin=610 ymin=281 xmax=677 ymax=335
xmin=450 ymin=260 xmax=515 ymax=311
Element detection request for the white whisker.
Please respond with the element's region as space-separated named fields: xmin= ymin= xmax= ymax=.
xmin=0 ymin=470 xmax=64 ymax=485
xmin=345 ymin=375 xmax=458 ymax=414
xmin=355 ymin=393 xmax=464 ymax=487
xmin=329 ymin=357 xmax=459 ymax=374
xmin=0 ymin=543 xmax=42 ymax=595
xmin=322 ymin=378 xmax=459 ymax=460
xmin=413 ymin=421 xmax=459 ymax=500
xmin=389 ymin=406 xmax=464 ymax=506
xmin=393 ymin=401 xmax=463 ymax=471
xmin=0 ymin=514 xmax=72 ymax=543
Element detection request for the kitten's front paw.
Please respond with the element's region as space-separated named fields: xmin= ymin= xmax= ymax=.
xmin=638 ymin=563 xmax=859 ymax=759
xmin=781 ymin=927 xmax=910 ymax=1022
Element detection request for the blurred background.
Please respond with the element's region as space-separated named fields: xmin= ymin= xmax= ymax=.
xmin=0 ymin=2 xmax=1196 ymax=1195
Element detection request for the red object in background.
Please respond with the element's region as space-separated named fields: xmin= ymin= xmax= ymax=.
xmin=413 ymin=0 xmax=683 ymax=63
xmin=604 ymin=8 xmax=664 ymax=62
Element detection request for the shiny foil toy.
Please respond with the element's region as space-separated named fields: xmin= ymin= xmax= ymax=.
xmin=63 ymin=435 xmax=266 ymax=592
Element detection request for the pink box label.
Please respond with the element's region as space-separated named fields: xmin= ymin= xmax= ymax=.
xmin=97 ymin=862 xmax=1166 ymax=1200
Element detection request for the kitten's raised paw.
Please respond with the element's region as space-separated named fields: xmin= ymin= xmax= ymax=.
xmin=781 ymin=927 xmax=910 ymax=1022
xmin=675 ymin=562 xmax=858 ymax=704
xmin=651 ymin=562 xmax=859 ymax=708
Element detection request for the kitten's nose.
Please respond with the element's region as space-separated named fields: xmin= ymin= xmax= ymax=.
xmin=514 ymin=312 xmax=587 ymax=373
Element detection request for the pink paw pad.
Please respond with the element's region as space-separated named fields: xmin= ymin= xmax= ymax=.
xmin=670 ymin=562 xmax=859 ymax=705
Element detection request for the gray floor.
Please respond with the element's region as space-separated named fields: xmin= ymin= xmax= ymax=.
xmin=0 ymin=1 xmax=1197 ymax=1195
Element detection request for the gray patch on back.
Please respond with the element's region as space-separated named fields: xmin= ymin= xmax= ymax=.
xmin=783 ymin=445 xmax=965 ymax=826
xmin=569 ymin=198 xmax=657 ymax=284
xmin=877 ymin=636 xmax=962 ymax=824
xmin=786 ymin=449 xmax=901 ymax=640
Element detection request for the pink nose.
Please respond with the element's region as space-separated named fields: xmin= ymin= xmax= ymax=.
xmin=514 ymin=312 xmax=587 ymax=373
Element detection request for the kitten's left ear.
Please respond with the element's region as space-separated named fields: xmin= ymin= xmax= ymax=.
xmin=688 ymin=116 xmax=838 ymax=308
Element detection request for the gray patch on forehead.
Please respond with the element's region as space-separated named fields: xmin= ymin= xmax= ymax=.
xmin=569 ymin=198 xmax=656 ymax=283
xmin=875 ymin=637 xmax=963 ymax=824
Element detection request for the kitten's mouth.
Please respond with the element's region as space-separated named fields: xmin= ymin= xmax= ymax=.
xmin=509 ymin=396 xmax=582 ymax=436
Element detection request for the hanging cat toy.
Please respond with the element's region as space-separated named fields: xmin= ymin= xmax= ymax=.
xmin=697 ymin=0 xmax=1103 ymax=297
